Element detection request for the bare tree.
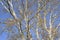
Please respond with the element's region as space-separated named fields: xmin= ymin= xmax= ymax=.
xmin=0 ymin=0 xmax=60 ymax=40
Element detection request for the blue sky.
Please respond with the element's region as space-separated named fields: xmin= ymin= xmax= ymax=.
xmin=0 ymin=0 xmax=60 ymax=40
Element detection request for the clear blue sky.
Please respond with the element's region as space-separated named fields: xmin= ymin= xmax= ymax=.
xmin=0 ymin=0 xmax=60 ymax=40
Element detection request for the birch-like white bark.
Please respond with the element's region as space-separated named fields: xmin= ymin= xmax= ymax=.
xmin=36 ymin=13 xmax=40 ymax=40
xmin=49 ymin=13 xmax=53 ymax=40
xmin=0 ymin=1 xmax=9 ymax=12
xmin=7 ymin=0 xmax=18 ymax=20
xmin=25 ymin=0 xmax=32 ymax=40
xmin=7 ymin=0 xmax=25 ymax=40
